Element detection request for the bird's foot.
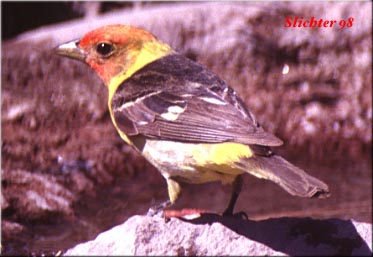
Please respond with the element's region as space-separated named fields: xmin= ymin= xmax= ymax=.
xmin=147 ymin=200 xmax=172 ymax=220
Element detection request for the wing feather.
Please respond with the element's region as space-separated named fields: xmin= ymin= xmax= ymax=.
xmin=111 ymin=54 xmax=283 ymax=147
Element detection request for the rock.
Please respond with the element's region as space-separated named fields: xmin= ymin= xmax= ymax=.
xmin=64 ymin=215 xmax=372 ymax=256
xmin=1 ymin=169 xmax=75 ymax=221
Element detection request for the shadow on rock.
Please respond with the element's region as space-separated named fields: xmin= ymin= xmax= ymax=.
xmin=183 ymin=213 xmax=372 ymax=256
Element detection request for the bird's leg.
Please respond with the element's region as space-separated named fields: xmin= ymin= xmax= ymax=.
xmin=166 ymin=178 xmax=182 ymax=204
xmin=147 ymin=199 xmax=173 ymax=218
xmin=223 ymin=175 xmax=246 ymax=218
xmin=147 ymin=177 xmax=180 ymax=219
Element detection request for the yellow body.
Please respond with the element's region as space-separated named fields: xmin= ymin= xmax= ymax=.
xmin=100 ymin=36 xmax=254 ymax=203
xmin=97 ymin=32 xmax=256 ymax=203
xmin=141 ymin=140 xmax=252 ymax=202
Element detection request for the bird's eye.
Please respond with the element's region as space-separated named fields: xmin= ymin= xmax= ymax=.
xmin=96 ymin=42 xmax=114 ymax=57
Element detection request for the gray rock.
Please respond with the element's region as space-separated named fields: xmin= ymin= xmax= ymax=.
xmin=64 ymin=214 xmax=372 ymax=256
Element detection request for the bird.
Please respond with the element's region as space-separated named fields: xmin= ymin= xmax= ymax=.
xmin=54 ymin=24 xmax=330 ymax=216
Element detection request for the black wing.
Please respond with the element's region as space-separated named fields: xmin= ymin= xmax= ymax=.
xmin=111 ymin=54 xmax=283 ymax=147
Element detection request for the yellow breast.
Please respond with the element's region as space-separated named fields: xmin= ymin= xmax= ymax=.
xmin=140 ymin=139 xmax=252 ymax=184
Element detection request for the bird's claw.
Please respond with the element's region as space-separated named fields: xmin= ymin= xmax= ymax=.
xmin=147 ymin=200 xmax=172 ymax=220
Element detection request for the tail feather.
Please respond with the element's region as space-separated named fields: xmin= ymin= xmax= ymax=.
xmin=244 ymin=154 xmax=330 ymax=198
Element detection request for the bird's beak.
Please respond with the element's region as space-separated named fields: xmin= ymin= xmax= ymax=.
xmin=54 ymin=39 xmax=86 ymax=61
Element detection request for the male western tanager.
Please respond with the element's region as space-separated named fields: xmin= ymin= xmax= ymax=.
xmin=55 ymin=24 xmax=329 ymax=216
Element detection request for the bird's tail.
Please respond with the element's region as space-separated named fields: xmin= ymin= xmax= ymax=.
xmin=242 ymin=154 xmax=330 ymax=198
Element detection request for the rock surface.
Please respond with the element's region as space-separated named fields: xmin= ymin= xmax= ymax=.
xmin=64 ymin=215 xmax=372 ymax=256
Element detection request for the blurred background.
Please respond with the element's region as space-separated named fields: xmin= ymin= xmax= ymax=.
xmin=1 ymin=1 xmax=372 ymax=256
xmin=2 ymin=2 xmax=143 ymax=39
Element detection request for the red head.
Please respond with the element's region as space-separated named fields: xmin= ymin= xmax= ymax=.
xmin=55 ymin=25 xmax=172 ymax=87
